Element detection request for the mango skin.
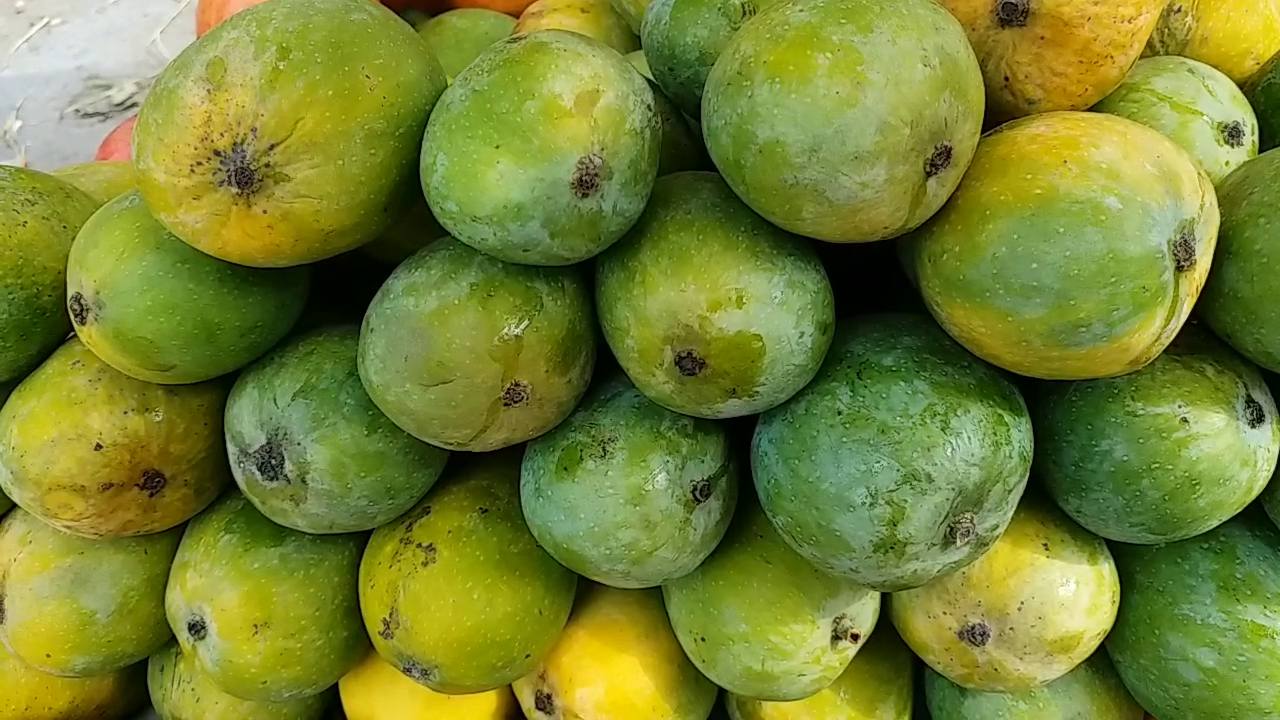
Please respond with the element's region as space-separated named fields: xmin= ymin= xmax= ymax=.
xmin=135 ymin=0 xmax=446 ymax=267
xmin=358 ymin=239 xmax=595 ymax=452
xmin=753 ymin=314 xmax=1033 ymax=592
xmin=0 ymin=166 xmax=98 ymax=383
xmin=702 ymin=0 xmax=984 ymax=244
xmin=1145 ymin=0 xmax=1280 ymax=84
xmin=891 ymin=495 xmax=1120 ymax=693
xmin=359 ymin=451 xmax=578 ymax=694
xmin=67 ymin=193 xmax=309 ymax=384
xmin=624 ymin=52 xmax=710 ymax=176
xmin=226 ymin=326 xmax=448 ymax=534
xmin=596 ymin=172 xmax=834 ymax=419
xmin=165 ymin=493 xmax=367 ymax=702
xmin=939 ymin=0 xmax=1163 ymax=120
xmin=925 ymin=652 xmax=1143 ymax=720
xmin=521 ymin=375 xmax=736 ymax=588
xmin=149 ymin=643 xmax=332 ymax=720
xmin=0 ymin=339 xmax=229 ymax=538
xmin=340 ymin=652 xmax=519 ymax=720
xmin=1198 ymin=149 xmax=1280 ymax=372
xmin=0 ymin=508 xmax=178 ymax=677
xmin=726 ymin=627 xmax=914 ymax=720
xmin=1247 ymin=51 xmax=1280 ymax=150
xmin=664 ymin=499 xmax=881 ymax=702
xmin=422 ymin=31 xmax=659 ymax=266
xmin=1107 ymin=511 xmax=1280 ymax=720
xmin=0 ymin=641 xmax=146 ymax=720
xmin=609 ymin=0 xmax=647 ymax=33
xmin=1034 ymin=326 xmax=1280 ymax=544
xmin=1094 ymin=56 xmax=1259 ymax=184
xmin=903 ymin=111 xmax=1219 ymax=380
xmin=515 ymin=0 xmax=638 ymax=53
xmin=513 ymin=585 xmax=718 ymax=720
xmin=51 ymin=161 xmax=139 ymax=206
xmin=418 ymin=9 xmax=516 ymax=81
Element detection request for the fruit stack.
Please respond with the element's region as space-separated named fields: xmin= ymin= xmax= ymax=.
xmin=5 ymin=0 xmax=1280 ymax=718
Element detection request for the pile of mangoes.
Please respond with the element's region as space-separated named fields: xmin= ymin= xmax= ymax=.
xmin=5 ymin=0 xmax=1280 ymax=718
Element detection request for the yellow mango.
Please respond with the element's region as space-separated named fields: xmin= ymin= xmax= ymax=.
xmin=0 ymin=641 xmax=145 ymax=720
xmin=1146 ymin=0 xmax=1280 ymax=84
xmin=340 ymin=652 xmax=519 ymax=720
xmin=515 ymin=0 xmax=639 ymax=53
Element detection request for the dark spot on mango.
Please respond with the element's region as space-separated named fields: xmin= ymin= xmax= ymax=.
xmin=737 ymin=0 xmax=757 ymax=22
xmin=415 ymin=542 xmax=438 ymax=566
xmin=249 ymin=438 xmax=288 ymax=484
xmin=946 ymin=512 xmax=977 ymax=546
xmin=136 ymin=469 xmax=167 ymax=498
xmin=502 ymin=381 xmax=530 ymax=408
xmin=691 ymin=479 xmax=713 ymax=505
xmin=674 ymin=349 xmax=707 ymax=377
xmin=213 ymin=137 xmax=267 ymax=197
xmin=1245 ymin=393 xmax=1267 ymax=428
xmin=400 ymin=658 xmax=438 ymax=686
xmin=1172 ymin=224 xmax=1196 ymax=272
xmin=957 ymin=621 xmax=992 ymax=647
xmin=1220 ymin=120 xmax=1247 ymax=148
xmin=534 ymin=687 xmax=556 ymax=715
xmin=570 ymin=153 xmax=605 ymax=199
xmin=924 ymin=143 xmax=953 ymax=178
xmin=830 ymin=613 xmax=863 ymax=649
xmin=186 ymin=615 xmax=208 ymax=641
xmin=98 ymin=482 xmax=116 ymax=492
xmin=68 ymin=292 xmax=91 ymax=326
xmin=92 ymin=442 xmax=104 ymax=451
xmin=379 ymin=605 xmax=401 ymax=641
xmin=0 ymin=588 xmax=6 ymax=626
xmin=995 ymin=0 xmax=1030 ymax=27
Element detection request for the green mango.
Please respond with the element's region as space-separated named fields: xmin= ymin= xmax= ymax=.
xmin=1246 ymin=50 xmax=1280 ymax=150
xmin=149 ymin=643 xmax=332 ymax=720
xmin=417 ymin=9 xmax=515 ymax=81
xmin=925 ymin=652 xmax=1143 ymax=719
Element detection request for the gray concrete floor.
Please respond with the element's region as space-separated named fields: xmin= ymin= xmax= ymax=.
xmin=1 ymin=0 xmax=196 ymax=170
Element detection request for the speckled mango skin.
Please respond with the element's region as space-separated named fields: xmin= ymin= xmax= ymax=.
xmin=148 ymin=643 xmax=332 ymax=720
xmin=1145 ymin=0 xmax=1280 ymax=84
xmin=1247 ymin=52 xmax=1280 ymax=150
xmin=422 ymin=30 xmax=659 ymax=266
xmin=0 ymin=641 xmax=145 ymax=720
xmin=664 ymin=499 xmax=881 ymax=702
xmin=925 ymin=652 xmax=1143 ymax=720
xmin=939 ymin=0 xmax=1162 ymax=120
xmin=165 ymin=493 xmax=367 ymax=701
xmin=903 ymin=111 xmax=1218 ymax=381
xmin=702 ymin=0 xmax=984 ymax=244
xmin=596 ymin=172 xmax=833 ymax=419
xmin=135 ymin=0 xmax=446 ymax=267
xmin=359 ymin=451 xmax=577 ymax=694
xmin=512 ymin=585 xmax=718 ymax=720
xmin=625 ymin=53 xmax=709 ymax=176
xmin=753 ymin=314 xmax=1034 ymax=592
xmin=417 ymin=9 xmax=516 ymax=82
xmin=0 ymin=509 xmax=178 ymax=677
xmin=890 ymin=495 xmax=1120 ymax=693
xmin=340 ymin=652 xmax=519 ymax=720
xmin=1093 ymin=56 xmax=1258 ymax=184
xmin=0 ymin=339 xmax=229 ymax=538
xmin=516 ymin=0 xmax=638 ymax=53
xmin=521 ymin=375 xmax=736 ymax=588
xmin=726 ymin=626 xmax=914 ymax=720
xmin=67 ymin=193 xmax=309 ymax=385
xmin=0 ymin=166 xmax=97 ymax=383
xmin=226 ymin=326 xmax=448 ymax=534
xmin=1107 ymin=511 xmax=1280 ymax=719
xmin=1198 ymin=149 xmax=1280 ymax=372
xmin=51 ymin=161 xmax=139 ymax=206
xmin=358 ymin=239 xmax=595 ymax=451
xmin=1034 ymin=326 xmax=1280 ymax=544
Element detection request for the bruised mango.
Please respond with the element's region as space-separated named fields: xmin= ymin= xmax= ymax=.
xmin=417 ymin=9 xmax=516 ymax=81
xmin=340 ymin=652 xmax=519 ymax=720
xmin=148 ymin=643 xmax=333 ymax=720
xmin=0 ymin=642 xmax=145 ymax=720
xmin=67 ymin=193 xmax=309 ymax=384
xmin=165 ymin=493 xmax=367 ymax=701
xmin=515 ymin=0 xmax=638 ymax=53
xmin=360 ymin=451 xmax=577 ymax=694
xmin=903 ymin=111 xmax=1218 ymax=380
xmin=51 ymin=161 xmax=139 ymax=206
xmin=0 ymin=339 xmax=228 ymax=538
xmin=513 ymin=585 xmax=718 ymax=720
xmin=1145 ymin=0 xmax=1280 ymax=84
xmin=0 ymin=166 xmax=97 ymax=383
xmin=135 ymin=0 xmax=446 ymax=267
xmin=422 ymin=31 xmax=659 ymax=266
xmin=0 ymin=508 xmax=178 ymax=677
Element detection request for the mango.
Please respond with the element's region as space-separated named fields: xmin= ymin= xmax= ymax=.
xmin=596 ymin=172 xmax=834 ymax=418
xmin=939 ymin=0 xmax=1163 ymax=120
xmin=149 ymin=643 xmax=333 ymax=720
xmin=1247 ymin=51 xmax=1280 ymax=150
xmin=515 ymin=0 xmax=638 ymax=53
xmin=0 ymin=642 xmax=145 ymax=720
xmin=360 ymin=450 xmax=577 ymax=694
xmin=753 ymin=314 xmax=1034 ymax=591
xmin=165 ymin=493 xmax=367 ymax=701
xmin=340 ymin=652 xmax=519 ymax=720
xmin=0 ymin=339 xmax=228 ymax=538
xmin=664 ymin=498 xmax=881 ymax=701
xmin=610 ymin=0 xmax=647 ymax=33
xmin=417 ymin=9 xmax=516 ymax=81
xmin=358 ymin=239 xmax=595 ymax=451
xmin=1093 ymin=56 xmax=1259 ymax=184
xmin=0 ymin=166 xmax=97 ymax=383
xmin=226 ymin=326 xmax=448 ymax=534
xmin=891 ymin=495 xmax=1120 ymax=692
xmin=903 ymin=111 xmax=1218 ymax=380
xmin=51 ymin=161 xmax=139 ymax=206
xmin=702 ymin=0 xmax=984 ymax=244
xmin=0 ymin=508 xmax=178 ymax=677
xmin=625 ymin=52 xmax=709 ymax=176
xmin=513 ymin=585 xmax=718 ymax=719
xmin=925 ymin=651 xmax=1144 ymax=719
xmin=422 ymin=31 xmax=659 ymax=265
xmin=725 ymin=627 xmax=915 ymax=720
xmin=358 ymin=198 xmax=449 ymax=266
xmin=66 ymin=193 xmax=308 ymax=384
xmin=1145 ymin=0 xmax=1280 ymax=84
xmin=135 ymin=0 xmax=446 ymax=267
